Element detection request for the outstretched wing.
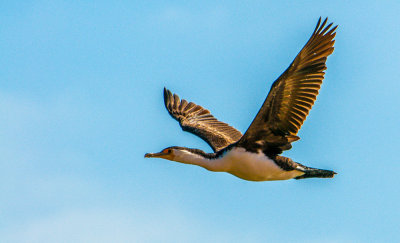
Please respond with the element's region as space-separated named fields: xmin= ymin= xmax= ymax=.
xmin=164 ymin=88 xmax=242 ymax=152
xmin=238 ymin=17 xmax=337 ymax=154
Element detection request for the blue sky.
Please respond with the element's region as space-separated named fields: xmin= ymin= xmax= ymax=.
xmin=1 ymin=1 xmax=399 ymax=242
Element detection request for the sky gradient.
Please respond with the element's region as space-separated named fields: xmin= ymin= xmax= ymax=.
xmin=1 ymin=1 xmax=399 ymax=242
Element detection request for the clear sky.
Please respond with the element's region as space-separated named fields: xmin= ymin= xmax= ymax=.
xmin=1 ymin=1 xmax=399 ymax=242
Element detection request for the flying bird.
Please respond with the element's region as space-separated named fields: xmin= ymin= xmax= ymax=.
xmin=145 ymin=18 xmax=337 ymax=181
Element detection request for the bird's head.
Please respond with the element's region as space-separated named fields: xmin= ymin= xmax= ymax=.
xmin=144 ymin=146 xmax=178 ymax=161
xmin=145 ymin=146 xmax=212 ymax=163
xmin=145 ymin=146 xmax=217 ymax=171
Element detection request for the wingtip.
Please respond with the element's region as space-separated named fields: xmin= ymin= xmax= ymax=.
xmin=318 ymin=17 xmax=328 ymax=32
xmin=163 ymin=87 xmax=170 ymax=108
xmin=313 ymin=17 xmax=337 ymax=37
xmin=314 ymin=17 xmax=322 ymax=32
xmin=319 ymin=17 xmax=329 ymax=25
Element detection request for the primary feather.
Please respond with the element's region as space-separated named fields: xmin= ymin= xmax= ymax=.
xmin=238 ymin=17 xmax=337 ymax=154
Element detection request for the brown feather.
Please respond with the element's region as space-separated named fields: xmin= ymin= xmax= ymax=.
xmin=238 ymin=17 xmax=337 ymax=154
xmin=163 ymin=88 xmax=243 ymax=152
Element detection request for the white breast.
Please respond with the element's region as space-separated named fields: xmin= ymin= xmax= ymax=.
xmin=214 ymin=147 xmax=304 ymax=181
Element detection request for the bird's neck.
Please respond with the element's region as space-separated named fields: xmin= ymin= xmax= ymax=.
xmin=172 ymin=149 xmax=222 ymax=171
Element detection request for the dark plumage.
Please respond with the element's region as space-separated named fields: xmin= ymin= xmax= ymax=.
xmin=238 ymin=17 xmax=337 ymax=155
xmin=164 ymin=88 xmax=242 ymax=152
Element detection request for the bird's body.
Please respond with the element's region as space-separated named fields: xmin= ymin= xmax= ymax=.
xmin=145 ymin=18 xmax=338 ymax=181
xmin=204 ymin=148 xmax=304 ymax=181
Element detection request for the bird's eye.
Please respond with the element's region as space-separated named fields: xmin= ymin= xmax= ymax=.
xmin=163 ymin=149 xmax=171 ymax=154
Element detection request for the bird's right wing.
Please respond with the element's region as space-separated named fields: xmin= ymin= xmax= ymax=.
xmin=238 ymin=18 xmax=337 ymax=154
xmin=164 ymin=88 xmax=243 ymax=152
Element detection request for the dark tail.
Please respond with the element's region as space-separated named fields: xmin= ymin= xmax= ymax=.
xmin=295 ymin=167 xmax=337 ymax=180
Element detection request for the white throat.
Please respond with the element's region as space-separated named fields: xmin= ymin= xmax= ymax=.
xmin=171 ymin=150 xmax=218 ymax=171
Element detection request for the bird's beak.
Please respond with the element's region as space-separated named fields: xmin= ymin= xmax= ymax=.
xmin=144 ymin=152 xmax=166 ymax=158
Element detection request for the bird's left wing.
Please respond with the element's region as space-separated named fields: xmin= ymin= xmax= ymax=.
xmin=164 ymin=88 xmax=242 ymax=152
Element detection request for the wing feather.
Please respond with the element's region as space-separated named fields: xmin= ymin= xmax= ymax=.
xmin=238 ymin=17 xmax=337 ymax=154
xmin=164 ymin=88 xmax=242 ymax=152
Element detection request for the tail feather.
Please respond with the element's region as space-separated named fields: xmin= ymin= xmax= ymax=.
xmin=295 ymin=167 xmax=337 ymax=180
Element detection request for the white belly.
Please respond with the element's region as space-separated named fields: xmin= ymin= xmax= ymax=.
xmin=215 ymin=148 xmax=304 ymax=181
